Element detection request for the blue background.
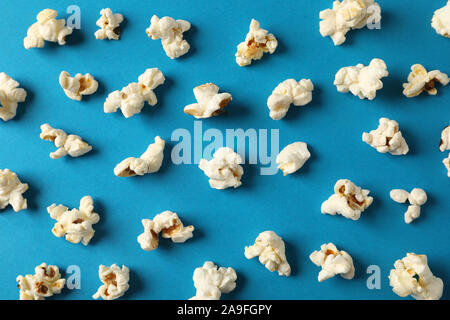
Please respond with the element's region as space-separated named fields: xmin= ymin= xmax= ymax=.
xmin=0 ymin=0 xmax=449 ymax=300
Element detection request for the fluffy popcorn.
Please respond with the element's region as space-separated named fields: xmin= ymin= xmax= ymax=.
xmin=47 ymin=196 xmax=100 ymax=245
xmin=432 ymin=1 xmax=450 ymax=38
xmin=0 ymin=169 xmax=28 ymax=212
xmin=390 ymin=188 xmax=427 ymax=224
xmin=244 ymin=231 xmax=291 ymax=277
xmin=145 ymin=15 xmax=191 ymax=59
xmin=235 ymin=19 xmax=278 ymax=67
xmin=190 ymin=262 xmax=237 ymax=300
xmin=310 ymin=243 xmax=355 ymax=282
xmin=40 ymin=124 xmax=92 ymax=159
xmin=321 ymin=179 xmax=373 ymax=221
xmin=443 ymin=154 xmax=450 ymax=177
xmin=334 ymin=58 xmax=388 ymax=100
xmin=440 ymin=126 xmax=450 ymax=152
xmin=93 ymin=264 xmax=130 ymax=300
xmin=104 ymin=68 xmax=165 ymax=118
xmin=362 ymin=118 xmax=409 ymax=155
xmin=320 ymin=0 xmax=381 ymax=46
xmin=402 ymin=64 xmax=449 ymax=98
xmin=16 ymin=263 xmax=65 ymax=300
xmin=114 ymin=136 xmax=165 ymax=177
xmin=95 ymin=8 xmax=124 ymax=40
xmin=267 ymin=79 xmax=314 ymax=120
xmin=24 ymin=9 xmax=73 ymax=49
xmin=59 ymin=71 xmax=98 ymax=101
xmin=0 ymin=72 xmax=27 ymax=121
xmin=276 ymin=142 xmax=311 ymax=175
xmin=389 ymin=253 xmax=443 ymax=300
xmin=184 ymin=83 xmax=232 ymax=119
xmin=137 ymin=211 xmax=194 ymax=251
xmin=199 ymin=147 xmax=243 ymax=190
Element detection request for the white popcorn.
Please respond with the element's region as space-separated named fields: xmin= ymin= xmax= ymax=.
xmin=40 ymin=124 xmax=92 ymax=159
xmin=389 ymin=189 xmax=410 ymax=204
xmin=59 ymin=71 xmax=98 ymax=101
xmin=402 ymin=64 xmax=449 ymax=98
xmin=137 ymin=211 xmax=194 ymax=251
xmin=93 ymin=264 xmax=130 ymax=300
xmin=267 ymin=79 xmax=314 ymax=120
xmin=95 ymin=8 xmax=124 ymax=40
xmin=24 ymin=9 xmax=73 ymax=49
xmin=389 ymin=253 xmax=443 ymax=300
xmin=334 ymin=58 xmax=388 ymax=100
xmin=440 ymin=126 xmax=450 ymax=152
xmin=390 ymin=188 xmax=428 ymax=223
xmin=362 ymin=118 xmax=409 ymax=155
xmin=321 ymin=179 xmax=373 ymax=221
xmin=114 ymin=136 xmax=165 ymax=177
xmin=104 ymin=68 xmax=165 ymax=118
xmin=190 ymin=262 xmax=237 ymax=300
xmin=47 ymin=196 xmax=100 ymax=245
xmin=17 ymin=263 xmax=65 ymax=300
xmin=0 ymin=169 xmax=28 ymax=213
xmin=320 ymin=0 xmax=381 ymax=45
xmin=235 ymin=19 xmax=278 ymax=67
xmin=310 ymin=243 xmax=355 ymax=282
xmin=443 ymin=154 xmax=450 ymax=177
xmin=432 ymin=1 xmax=450 ymax=38
xmin=184 ymin=83 xmax=232 ymax=119
xmin=145 ymin=15 xmax=191 ymax=59
xmin=244 ymin=231 xmax=291 ymax=277
xmin=199 ymin=147 xmax=243 ymax=190
xmin=0 ymin=73 xmax=27 ymax=121
xmin=276 ymin=142 xmax=311 ymax=175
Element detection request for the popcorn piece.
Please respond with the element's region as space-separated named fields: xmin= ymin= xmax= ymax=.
xmin=114 ymin=136 xmax=165 ymax=177
xmin=24 ymin=9 xmax=73 ymax=49
xmin=184 ymin=83 xmax=232 ymax=119
xmin=47 ymin=196 xmax=100 ymax=245
xmin=440 ymin=126 xmax=450 ymax=152
xmin=235 ymin=19 xmax=278 ymax=67
xmin=362 ymin=118 xmax=409 ymax=155
xmin=334 ymin=58 xmax=388 ymax=100
xmin=389 ymin=189 xmax=409 ymax=203
xmin=276 ymin=142 xmax=311 ymax=175
xmin=40 ymin=124 xmax=92 ymax=159
xmin=320 ymin=0 xmax=381 ymax=45
xmin=59 ymin=71 xmax=98 ymax=101
xmin=390 ymin=188 xmax=427 ymax=224
xmin=145 ymin=15 xmax=191 ymax=59
xmin=137 ymin=210 xmax=194 ymax=251
xmin=93 ymin=264 xmax=130 ymax=300
xmin=104 ymin=68 xmax=165 ymax=118
xmin=389 ymin=253 xmax=443 ymax=300
xmin=0 ymin=73 xmax=27 ymax=121
xmin=321 ymin=179 xmax=373 ymax=220
xmin=190 ymin=262 xmax=237 ymax=300
xmin=310 ymin=243 xmax=355 ymax=282
xmin=267 ymin=79 xmax=314 ymax=120
xmin=402 ymin=64 xmax=449 ymax=98
xmin=432 ymin=1 xmax=450 ymax=38
xmin=95 ymin=8 xmax=124 ymax=40
xmin=244 ymin=231 xmax=291 ymax=277
xmin=0 ymin=169 xmax=28 ymax=212
xmin=16 ymin=263 xmax=65 ymax=300
xmin=199 ymin=147 xmax=243 ymax=190
xmin=443 ymin=154 xmax=450 ymax=177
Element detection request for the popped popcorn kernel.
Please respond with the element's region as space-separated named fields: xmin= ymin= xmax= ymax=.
xmin=432 ymin=1 xmax=450 ymax=38
xmin=390 ymin=188 xmax=427 ymax=224
xmin=17 ymin=263 xmax=65 ymax=300
xmin=0 ymin=169 xmax=28 ymax=212
xmin=184 ymin=83 xmax=232 ymax=119
xmin=276 ymin=142 xmax=311 ymax=175
xmin=190 ymin=261 xmax=237 ymax=300
xmin=362 ymin=117 xmax=409 ymax=155
xmin=93 ymin=264 xmax=130 ymax=300
xmin=443 ymin=154 xmax=450 ymax=177
xmin=310 ymin=243 xmax=355 ymax=282
xmin=402 ymin=64 xmax=449 ymax=98
xmin=95 ymin=8 xmax=124 ymax=40
xmin=59 ymin=71 xmax=98 ymax=101
xmin=40 ymin=124 xmax=92 ymax=159
xmin=0 ymin=72 xmax=27 ymax=121
xmin=439 ymin=126 xmax=450 ymax=152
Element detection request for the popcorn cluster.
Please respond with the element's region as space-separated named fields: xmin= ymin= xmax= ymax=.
xmin=402 ymin=64 xmax=449 ymax=98
xmin=17 ymin=263 xmax=65 ymax=300
xmin=24 ymin=9 xmax=73 ymax=49
xmin=245 ymin=231 xmax=291 ymax=277
xmin=146 ymin=15 xmax=191 ymax=59
xmin=267 ymin=79 xmax=314 ymax=120
xmin=390 ymin=188 xmax=427 ymax=224
xmin=276 ymin=142 xmax=311 ymax=175
xmin=362 ymin=118 xmax=409 ymax=155
xmin=190 ymin=262 xmax=237 ymax=300
xmin=0 ymin=72 xmax=27 ymax=121
xmin=0 ymin=169 xmax=28 ymax=213
xmin=431 ymin=1 xmax=450 ymax=38
xmin=104 ymin=68 xmax=165 ymax=118
xmin=137 ymin=211 xmax=194 ymax=251
xmin=184 ymin=83 xmax=232 ymax=119
xmin=235 ymin=19 xmax=278 ymax=67
xmin=389 ymin=253 xmax=443 ymax=300
xmin=95 ymin=8 xmax=124 ymax=40
xmin=93 ymin=264 xmax=130 ymax=300
xmin=40 ymin=124 xmax=92 ymax=159
xmin=309 ymin=243 xmax=355 ymax=282
xmin=321 ymin=179 xmax=373 ymax=220
xmin=59 ymin=71 xmax=98 ymax=101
